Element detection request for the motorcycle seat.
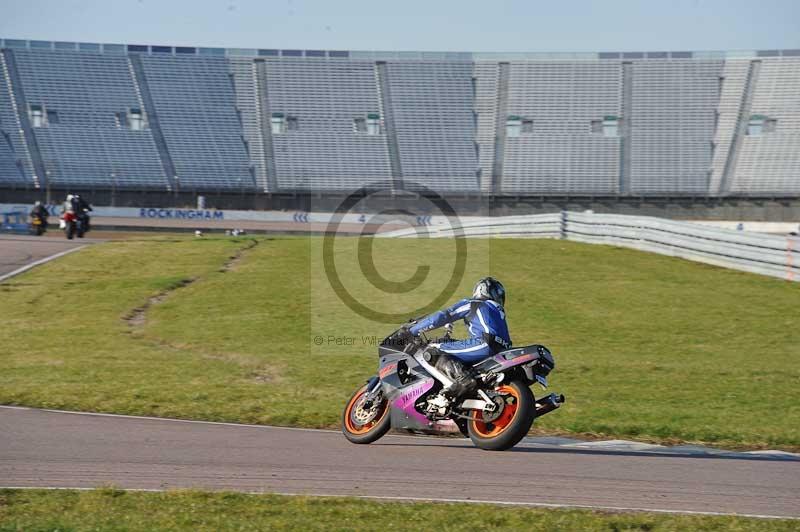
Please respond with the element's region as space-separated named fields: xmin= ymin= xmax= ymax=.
xmin=472 ymin=344 xmax=553 ymax=369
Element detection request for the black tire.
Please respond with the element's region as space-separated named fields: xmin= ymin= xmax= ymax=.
xmin=66 ymin=222 xmax=75 ymax=240
xmin=467 ymin=380 xmax=536 ymax=451
xmin=342 ymin=384 xmax=391 ymax=444
xmin=453 ymin=417 xmax=470 ymax=438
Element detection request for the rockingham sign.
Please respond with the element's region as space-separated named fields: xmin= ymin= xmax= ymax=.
xmin=0 ymin=204 xmax=458 ymax=226
xmin=138 ymin=208 xmax=225 ymax=220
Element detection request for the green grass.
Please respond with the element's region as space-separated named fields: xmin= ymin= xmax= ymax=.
xmin=1 ymin=489 xmax=796 ymax=531
xmin=0 ymin=235 xmax=798 ymax=449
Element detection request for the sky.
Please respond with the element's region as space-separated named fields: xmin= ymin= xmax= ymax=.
xmin=1 ymin=0 xmax=799 ymax=53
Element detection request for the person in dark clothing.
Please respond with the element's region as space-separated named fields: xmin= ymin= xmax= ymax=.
xmin=406 ymin=277 xmax=510 ymax=401
xmin=71 ymin=194 xmax=93 ymax=233
xmin=29 ymin=201 xmax=49 ymax=235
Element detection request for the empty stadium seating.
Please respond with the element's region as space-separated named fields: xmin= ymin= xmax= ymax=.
xmin=0 ymin=128 xmax=24 ymax=184
xmin=138 ymin=54 xmax=254 ymax=190
xmin=0 ymin=39 xmax=798 ymax=197
xmin=730 ymin=57 xmax=800 ymax=194
xmin=0 ymin=51 xmax=35 ymax=185
xmin=258 ymin=57 xmax=392 ymax=191
xmin=498 ymin=61 xmax=622 ymax=194
xmin=9 ymin=49 xmax=169 ymax=189
xmin=385 ymin=61 xmax=479 ymax=191
xmin=627 ymin=59 xmax=723 ymax=195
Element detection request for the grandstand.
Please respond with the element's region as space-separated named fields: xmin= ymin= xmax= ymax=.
xmin=1 ymin=39 xmax=799 ymax=214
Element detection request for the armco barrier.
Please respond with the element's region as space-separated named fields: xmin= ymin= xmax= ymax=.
xmin=379 ymin=212 xmax=800 ymax=282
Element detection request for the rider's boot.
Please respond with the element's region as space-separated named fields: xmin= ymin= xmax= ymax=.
xmin=425 ymin=348 xmax=478 ymax=401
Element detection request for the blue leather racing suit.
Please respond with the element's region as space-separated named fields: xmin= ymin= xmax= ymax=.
xmin=409 ymin=298 xmax=512 ymax=363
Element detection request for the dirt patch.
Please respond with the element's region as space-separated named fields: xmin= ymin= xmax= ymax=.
xmin=219 ymin=239 xmax=259 ymax=273
xmin=200 ymin=351 xmax=285 ymax=384
xmin=124 ymin=278 xmax=196 ymax=328
xmin=249 ymin=366 xmax=284 ymax=384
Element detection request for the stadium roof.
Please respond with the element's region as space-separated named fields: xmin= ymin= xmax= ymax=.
xmin=2 ymin=37 xmax=799 ymax=60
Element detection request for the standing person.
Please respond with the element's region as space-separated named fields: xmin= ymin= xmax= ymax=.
xmin=29 ymin=200 xmax=49 ymax=235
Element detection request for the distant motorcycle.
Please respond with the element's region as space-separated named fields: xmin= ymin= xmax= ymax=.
xmin=62 ymin=210 xmax=88 ymax=239
xmin=30 ymin=213 xmax=47 ymax=236
xmin=342 ymin=322 xmax=565 ymax=451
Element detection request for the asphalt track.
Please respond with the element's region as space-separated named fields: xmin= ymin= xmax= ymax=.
xmin=0 ymin=234 xmax=98 ymax=279
xmin=1 ymin=407 xmax=798 ymax=519
xmin=39 ymin=215 xmax=406 ymax=234
xmin=1 ymin=233 xmax=798 ymax=519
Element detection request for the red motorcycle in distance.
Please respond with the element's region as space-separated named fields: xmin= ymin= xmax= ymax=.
xmin=61 ymin=210 xmax=89 ymax=239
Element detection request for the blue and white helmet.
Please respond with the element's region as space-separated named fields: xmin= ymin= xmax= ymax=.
xmin=473 ymin=277 xmax=505 ymax=307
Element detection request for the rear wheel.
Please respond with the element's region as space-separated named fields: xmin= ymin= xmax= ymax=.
xmin=342 ymin=384 xmax=391 ymax=444
xmin=468 ymin=380 xmax=535 ymax=451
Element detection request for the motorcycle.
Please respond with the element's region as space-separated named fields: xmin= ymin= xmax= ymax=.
xmin=62 ymin=210 xmax=89 ymax=240
xmin=342 ymin=322 xmax=565 ymax=451
xmin=30 ymin=213 xmax=47 ymax=236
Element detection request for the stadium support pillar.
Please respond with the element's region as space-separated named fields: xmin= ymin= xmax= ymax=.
xmin=719 ymin=60 xmax=761 ymax=196
xmin=620 ymin=62 xmax=633 ymax=195
xmin=491 ymin=62 xmax=510 ymax=195
xmin=1 ymin=49 xmax=47 ymax=192
xmin=254 ymin=60 xmax=279 ymax=193
xmin=375 ymin=62 xmax=403 ymax=191
xmin=128 ymin=54 xmax=179 ymax=194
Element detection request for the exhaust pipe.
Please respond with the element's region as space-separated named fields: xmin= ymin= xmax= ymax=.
xmin=534 ymin=393 xmax=565 ymax=417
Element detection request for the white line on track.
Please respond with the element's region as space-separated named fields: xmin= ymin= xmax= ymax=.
xmin=1 ymin=486 xmax=796 ymax=520
xmin=0 ymin=245 xmax=86 ymax=283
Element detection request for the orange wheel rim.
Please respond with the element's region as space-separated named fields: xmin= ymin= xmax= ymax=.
xmin=344 ymin=387 xmax=388 ymax=435
xmin=470 ymin=385 xmax=520 ymax=437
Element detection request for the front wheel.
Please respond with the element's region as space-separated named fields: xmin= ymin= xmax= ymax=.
xmin=342 ymin=383 xmax=391 ymax=444
xmin=468 ymin=380 xmax=536 ymax=451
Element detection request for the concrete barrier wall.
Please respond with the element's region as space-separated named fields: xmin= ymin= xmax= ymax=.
xmin=380 ymin=211 xmax=800 ymax=282
xmin=3 ymin=201 xmax=798 ymax=281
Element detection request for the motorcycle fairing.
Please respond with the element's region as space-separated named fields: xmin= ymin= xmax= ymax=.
xmin=377 ymin=349 xmax=441 ymax=431
xmin=472 ymin=344 xmax=555 ymax=376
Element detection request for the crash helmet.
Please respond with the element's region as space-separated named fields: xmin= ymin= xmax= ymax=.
xmin=473 ymin=277 xmax=505 ymax=307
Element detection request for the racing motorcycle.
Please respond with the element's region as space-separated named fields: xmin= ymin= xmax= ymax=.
xmin=30 ymin=213 xmax=47 ymax=236
xmin=62 ymin=210 xmax=89 ymax=239
xmin=342 ymin=322 xmax=565 ymax=451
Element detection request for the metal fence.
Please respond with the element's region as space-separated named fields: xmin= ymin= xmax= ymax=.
xmin=381 ymin=211 xmax=800 ymax=282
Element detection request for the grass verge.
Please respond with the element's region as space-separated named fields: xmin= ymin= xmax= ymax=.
xmin=0 ymin=489 xmax=796 ymax=532
xmin=1 ymin=235 xmax=798 ymax=449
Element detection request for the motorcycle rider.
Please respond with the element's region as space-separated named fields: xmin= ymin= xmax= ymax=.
xmin=72 ymin=194 xmax=92 ymax=233
xmin=404 ymin=277 xmax=511 ymax=400
xmin=61 ymin=194 xmax=74 ymax=215
xmin=29 ymin=201 xmax=49 ymax=234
